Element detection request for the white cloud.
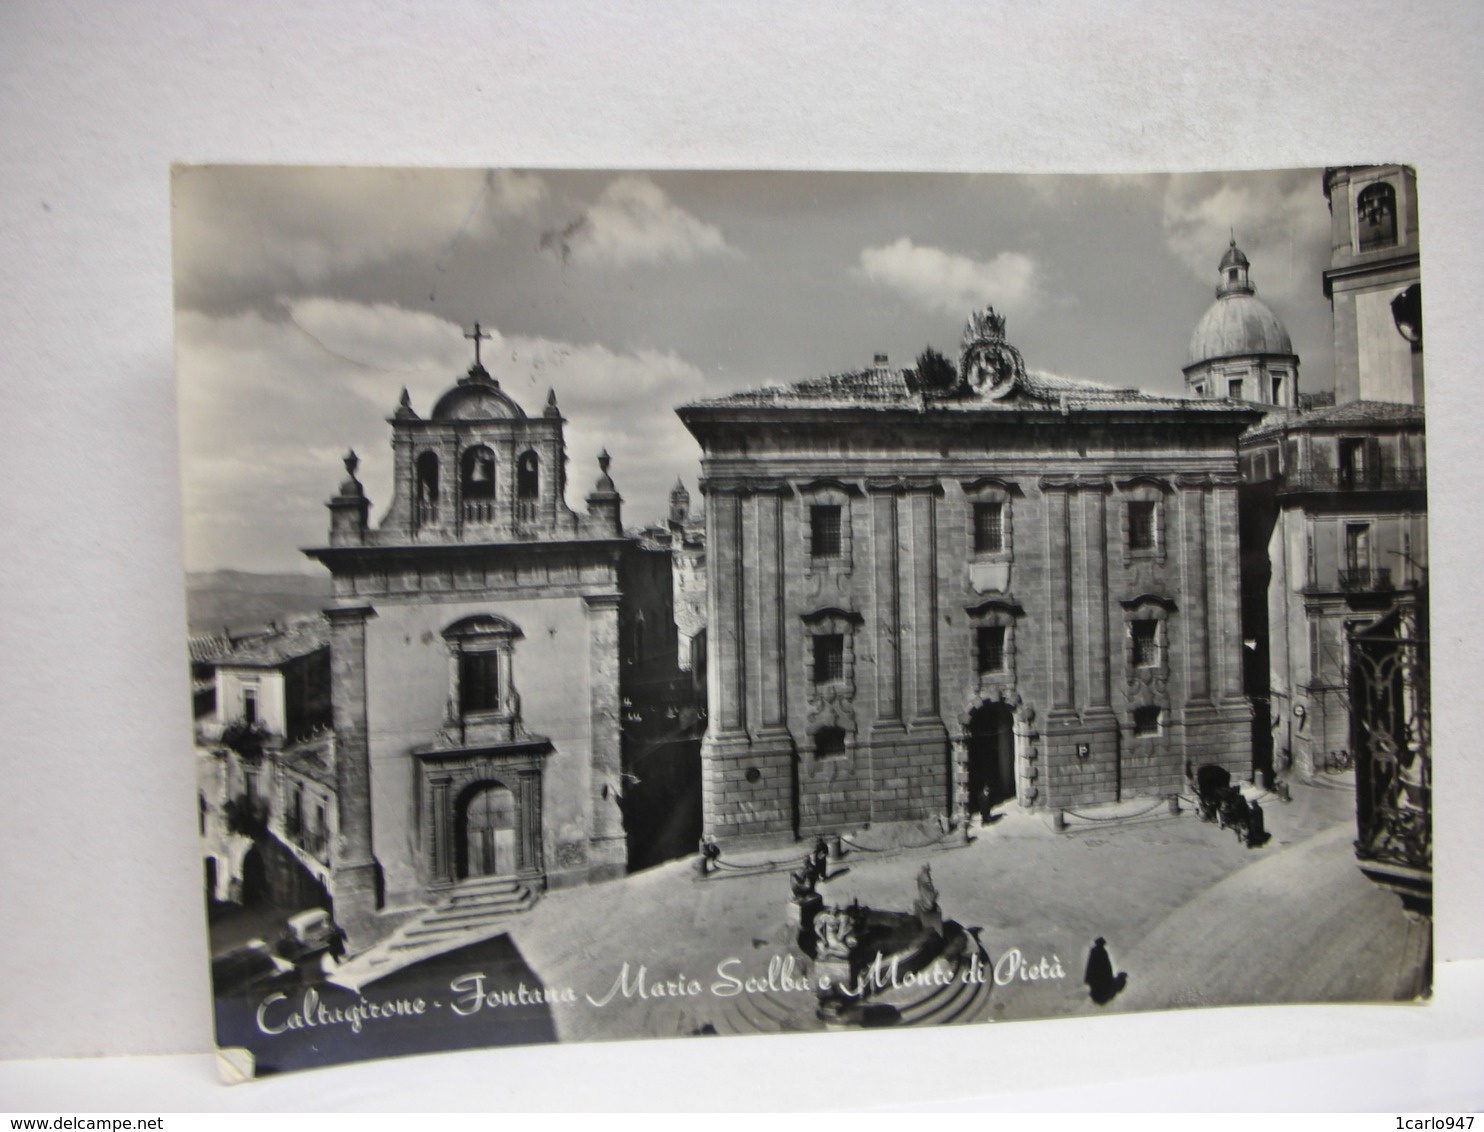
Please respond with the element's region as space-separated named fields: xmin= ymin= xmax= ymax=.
xmin=1161 ymin=172 xmax=1331 ymax=306
xmin=173 ymin=167 xmax=547 ymax=301
xmin=564 ymin=176 xmax=738 ymax=267
xmin=176 ymin=299 xmax=705 ymax=570
xmin=855 ymin=238 xmax=1044 ymax=319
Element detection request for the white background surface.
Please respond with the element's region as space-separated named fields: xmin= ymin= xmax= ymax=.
xmin=2 ymin=0 xmax=1481 ymax=1109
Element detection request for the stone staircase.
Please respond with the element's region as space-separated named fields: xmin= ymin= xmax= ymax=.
xmin=329 ymin=875 xmax=536 ymax=991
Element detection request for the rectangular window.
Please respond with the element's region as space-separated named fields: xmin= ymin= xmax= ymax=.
xmin=241 ymin=686 xmax=258 ymax=724
xmin=1344 ymin=523 xmax=1371 ymax=571
xmin=973 ymin=502 xmax=1004 ymax=554
xmin=459 ymin=650 xmax=500 ymax=713
xmin=1339 ymin=437 xmax=1367 ymax=489
xmin=286 ymin=785 xmax=302 ymax=835
xmin=1271 ymin=375 xmax=1284 ymax=403
xmin=812 ymin=634 xmax=844 ymax=684
xmin=1132 ymin=620 xmax=1158 ymax=667
xmin=814 ymin=727 xmax=846 ymax=759
xmin=1128 ymin=501 xmax=1156 ymax=551
xmin=1227 ymin=378 xmax=1243 ymax=400
xmin=1133 ymin=705 xmax=1161 ymax=737
xmin=977 ymin=625 xmax=1006 ymax=673
xmin=810 ymin=505 xmax=842 ymax=559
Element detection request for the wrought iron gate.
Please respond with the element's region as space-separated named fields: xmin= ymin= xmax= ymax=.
xmin=1348 ymin=603 xmax=1430 ymax=905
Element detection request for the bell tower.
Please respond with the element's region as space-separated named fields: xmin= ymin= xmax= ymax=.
xmin=1322 ymin=165 xmax=1422 ymax=405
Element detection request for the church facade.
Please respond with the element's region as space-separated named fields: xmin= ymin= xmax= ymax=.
xmin=678 ymin=311 xmax=1260 ymax=846
xmin=303 ymin=343 xmax=678 ymax=946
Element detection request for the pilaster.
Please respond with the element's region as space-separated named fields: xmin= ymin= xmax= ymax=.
xmin=582 ymin=592 xmax=627 ymax=879
xmin=324 ymin=601 xmax=380 ymax=947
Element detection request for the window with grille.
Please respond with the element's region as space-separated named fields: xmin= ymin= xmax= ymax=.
xmin=814 ymin=727 xmax=846 ymax=759
xmin=973 ymin=502 xmax=1004 ymax=554
xmin=1132 ymin=620 xmax=1158 ymax=667
xmin=977 ymin=625 xmax=1006 ymax=673
xmin=810 ymin=505 xmax=842 ymax=559
xmin=813 ymin=634 xmax=844 ymax=684
xmin=1128 ymin=501 xmax=1156 ymax=551
xmin=1133 ymin=705 xmax=1161 ymax=736
xmin=459 ymin=650 xmax=500 ymax=713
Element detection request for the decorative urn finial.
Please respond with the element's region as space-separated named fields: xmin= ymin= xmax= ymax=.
xmin=338 ymin=448 xmax=365 ymax=497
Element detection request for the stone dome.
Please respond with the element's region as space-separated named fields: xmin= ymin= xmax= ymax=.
xmin=1187 ymin=292 xmax=1294 ymax=366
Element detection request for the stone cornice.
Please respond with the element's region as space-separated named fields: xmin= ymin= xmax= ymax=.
xmin=303 ymin=537 xmax=631 ymax=571
xmin=1119 ymin=593 xmax=1179 ymax=612
xmin=1039 ymin=475 xmax=1112 ymax=492
xmin=959 ymin=476 xmax=1025 ymax=497
xmin=1113 ymin=475 xmax=1175 ymax=494
xmin=698 ymin=476 xmax=795 ymax=497
xmin=795 ymin=477 xmax=864 ymax=497
xmin=1175 ymin=472 xmax=1244 ymax=489
xmin=1322 ymin=251 xmax=1421 ymax=297
xmin=799 ymin=606 xmax=865 ymax=626
xmin=965 ymin=599 xmax=1025 ymax=619
xmin=863 ymin=477 xmax=945 ymax=495
xmin=323 ymin=603 xmax=377 ymax=625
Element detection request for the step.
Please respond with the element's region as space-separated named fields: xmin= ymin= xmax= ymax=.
xmin=420 ymin=897 xmax=533 ymax=926
xmin=448 ymin=881 xmax=524 ymax=903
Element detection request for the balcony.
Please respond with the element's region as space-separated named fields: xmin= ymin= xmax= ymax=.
xmin=1339 ymin=567 xmax=1394 ymax=593
xmin=1279 ymin=466 xmax=1426 ymax=495
xmin=462 ymin=499 xmax=495 ymax=524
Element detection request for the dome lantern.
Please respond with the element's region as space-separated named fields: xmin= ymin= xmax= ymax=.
xmin=1216 ymin=237 xmax=1254 ymax=299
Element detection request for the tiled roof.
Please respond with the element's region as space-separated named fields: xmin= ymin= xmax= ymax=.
xmin=1243 ymin=400 xmax=1425 ymax=441
xmin=188 ymin=634 xmax=236 ymax=664
xmin=280 ymin=739 xmax=335 ymax=787
xmin=216 ymin=615 xmax=330 ymax=668
xmin=686 ymin=366 xmax=1245 ymax=414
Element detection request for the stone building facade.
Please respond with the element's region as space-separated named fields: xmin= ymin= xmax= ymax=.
xmin=303 ymin=349 xmax=678 ymax=946
xmin=194 ymin=616 xmax=337 ymax=913
xmin=1229 ymin=166 xmax=1427 ymax=782
xmin=1239 ymin=402 xmax=1427 ymax=779
xmin=678 ymin=310 xmax=1259 ymax=846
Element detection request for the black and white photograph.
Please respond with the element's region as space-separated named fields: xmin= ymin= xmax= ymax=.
xmin=174 ymin=165 xmax=1432 ymax=1078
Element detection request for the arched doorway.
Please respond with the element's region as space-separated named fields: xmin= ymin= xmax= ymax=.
xmin=457 ymin=781 xmax=518 ymax=879
xmin=240 ymin=844 xmax=269 ymax=906
xmin=968 ymin=702 xmax=1017 ymax=809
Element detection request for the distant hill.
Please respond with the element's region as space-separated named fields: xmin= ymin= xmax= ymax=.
xmin=186 ymin=570 xmax=333 ymax=637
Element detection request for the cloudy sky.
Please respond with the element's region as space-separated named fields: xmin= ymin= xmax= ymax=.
xmin=174 ymin=167 xmax=1336 ymax=573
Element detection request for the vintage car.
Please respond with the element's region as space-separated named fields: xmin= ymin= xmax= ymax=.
xmin=276 ymin=908 xmax=340 ymax=965
xmin=211 ymin=938 xmax=295 ymax=996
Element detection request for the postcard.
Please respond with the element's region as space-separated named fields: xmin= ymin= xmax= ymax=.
xmin=174 ymin=166 xmax=1430 ymax=1078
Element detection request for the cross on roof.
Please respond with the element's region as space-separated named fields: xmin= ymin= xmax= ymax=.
xmin=464 ymin=322 xmax=491 ymax=368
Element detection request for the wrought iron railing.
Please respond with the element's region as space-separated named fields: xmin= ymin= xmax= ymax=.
xmin=1280 ymin=466 xmax=1426 ymax=494
xmin=462 ymin=499 xmax=495 ymax=523
xmin=1339 ymin=566 xmax=1394 ymax=593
